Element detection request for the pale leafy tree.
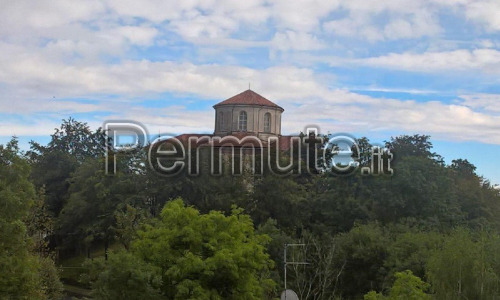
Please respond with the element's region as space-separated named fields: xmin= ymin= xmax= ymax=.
xmin=288 ymin=232 xmax=346 ymax=300
xmin=364 ymin=270 xmax=431 ymax=300
xmin=427 ymin=229 xmax=500 ymax=299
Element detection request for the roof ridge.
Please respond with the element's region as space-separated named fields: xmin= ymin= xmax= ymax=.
xmin=213 ymin=90 xmax=284 ymax=111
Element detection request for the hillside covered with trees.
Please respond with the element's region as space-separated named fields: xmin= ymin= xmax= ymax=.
xmin=1 ymin=118 xmax=500 ymax=299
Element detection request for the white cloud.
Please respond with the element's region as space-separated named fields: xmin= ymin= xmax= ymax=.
xmin=0 ymin=98 xmax=99 ymax=115
xmin=459 ymin=94 xmax=500 ymax=114
xmin=108 ymin=105 xmax=215 ymax=135
xmin=0 ymin=42 xmax=336 ymax=101
xmin=270 ymin=0 xmax=340 ymax=32
xmin=0 ymin=120 xmax=64 ymax=136
xmin=109 ymin=26 xmax=159 ymax=46
xmin=324 ymin=18 xmax=383 ymax=42
xmin=283 ymin=93 xmax=500 ymax=144
xmin=0 ymin=0 xmax=104 ymax=33
xmin=1 ymin=0 xmax=499 ymax=61
xmin=1 ymin=0 xmax=500 ymax=148
xmin=357 ymin=49 xmax=500 ymax=73
xmin=1 ymin=50 xmax=499 ymax=145
xmin=464 ymin=0 xmax=500 ymax=32
xmin=323 ymin=0 xmax=442 ymax=41
xmin=271 ymin=31 xmax=325 ymax=52
xmin=383 ymin=12 xmax=440 ymax=40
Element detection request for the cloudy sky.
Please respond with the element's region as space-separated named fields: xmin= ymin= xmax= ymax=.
xmin=1 ymin=0 xmax=500 ymax=183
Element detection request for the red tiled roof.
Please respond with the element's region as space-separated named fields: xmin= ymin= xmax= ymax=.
xmin=214 ymin=90 xmax=284 ymax=111
xmin=175 ymin=133 xmax=212 ymax=144
xmin=172 ymin=133 xmax=294 ymax=151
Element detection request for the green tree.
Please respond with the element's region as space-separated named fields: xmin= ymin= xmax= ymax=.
xmin=131 ymin=198 xmax=276 ymax=299
xmin=113 ymin=204 xmax=145 ymax=250
xmin=28 ymin=118 xmax=106 ymax=216
xmin=335 ymin=223 xmax=391 ymax=298
xmin=383 ymin=227 xmax=443 ymax=281
xmin=427 ymin=229 xmax=500 ymax=299
xmin=364 ymin=270 xmax=431 ymax=300
xmin=58 ymin=157 xmax=144 ymax=256
xmin=25 ymin=187 xmax=54 ymax=256
xmin=0 ymin=138 xmax=62 ymax=299
xmin=450 ymin=159 xmax=477 ymax=177
xmin=81 ymin=251 xmax=163 ymax=300
xmin=352 ymin=136 xmax=373 ymax=167
xmin=447 ymin=159 xmax=500 ymax=229
xmin=370 ymin=155 xmax=461 ymax=226
xmin=251 ymin=172 xmax=309 ymax=229
xmin=385 ymin=135 xmax=442 ymax=163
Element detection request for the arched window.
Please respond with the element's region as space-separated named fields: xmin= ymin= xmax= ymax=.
xmin=238 ymin=111 xmax=247 ymax=131
xmin=263 ymin=113 xmax=271 ymax=133
xmin=218 ymin=112 xmax=224 ymax=131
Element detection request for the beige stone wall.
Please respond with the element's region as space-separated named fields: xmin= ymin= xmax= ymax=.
xmin=214 ymin=105 xmax=283 ymax=138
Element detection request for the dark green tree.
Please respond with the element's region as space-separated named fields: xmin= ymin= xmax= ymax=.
xmin=28 ymin=118 xmax=105 ymax=216
xmin=58 ymin=157 xmax=145 ymax=256
xmin=385 ymin=134 xmax=442 ymax=164
xmin=81 ymin=251 xmax=163 ymax=300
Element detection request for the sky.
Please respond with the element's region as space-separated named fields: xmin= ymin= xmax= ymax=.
xmin=1 ymin=0 xmax=499 ymax=184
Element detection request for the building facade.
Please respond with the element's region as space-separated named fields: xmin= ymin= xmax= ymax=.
xmin=213 ymin=90 xmax=284 ymax=141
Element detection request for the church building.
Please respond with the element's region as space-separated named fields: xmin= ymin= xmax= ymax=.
xmin=175 ymin=89 xmax=293 ymax=151
xmin=213 ymin=89 xmax=284 ymax=141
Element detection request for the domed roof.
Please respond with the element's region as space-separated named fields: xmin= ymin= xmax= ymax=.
xmin=213 ymin=90 xmax=284 ymax=111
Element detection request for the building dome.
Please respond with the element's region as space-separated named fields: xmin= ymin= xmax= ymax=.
xmin=213 ymin=90 xmax=284 ymax=140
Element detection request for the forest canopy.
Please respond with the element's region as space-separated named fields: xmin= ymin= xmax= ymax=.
xmin=1 ymin=118 xmax=499 ymax=299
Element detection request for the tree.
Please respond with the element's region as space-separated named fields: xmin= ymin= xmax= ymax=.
xmin=25 ymin=187 xmax=54 ymax=256
xmin=0 ymin=139 xmax=41 ymax=298
xmin=130 ymin=198 xmax=276 ymax=299
xmin=352 ymin=136 xmax=373 ymax=167
xmin=385 ymin=135 xmax=442 ymax=164
xmin=251 ymin=172 xmax=309 ymax=229
xmin=28 ymin=149 xmax=77 ymax=215
xmin=287 ymin=232 xmax=345 ymax=300
xmin=427 ymin=229 xmax=500 ymax=299
xmin=364 ymin=270 xmax=431 ymax=300
xmin=335 ymin=223 xmax=391 ymax=298
xmin=368 ymin=155 xmax=461 ymax=226
xmin=451 ymin=159 xmax=477 ymax=177
xmin=0 ymin=138 xmax=62 ymax=299
xmin=81 ymin=251 xmax=163 ymax=300
xmin=113 ymin=204 xmax=145 ymax=250
xmin=383 ymin=227 xmax=443 ymax=281
xmin=28 ymin=118 xmax=106 ymax=216
xmin=34 ymin=117 xmax=105 ymax=162
xmin=58 ymin=157 xmax=144 ymax=256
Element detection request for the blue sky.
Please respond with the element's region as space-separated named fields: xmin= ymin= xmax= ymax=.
xmin=1 ymin=0 xmax=499 ymax=184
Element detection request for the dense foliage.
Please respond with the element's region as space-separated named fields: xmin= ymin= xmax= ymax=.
xmin=1 ymin=119 xmax=500 ymax=299
xmin=82 ymin=199 xmax=275 ymax=299
xmin=0 ymin=139 xmax=62 ymax=299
